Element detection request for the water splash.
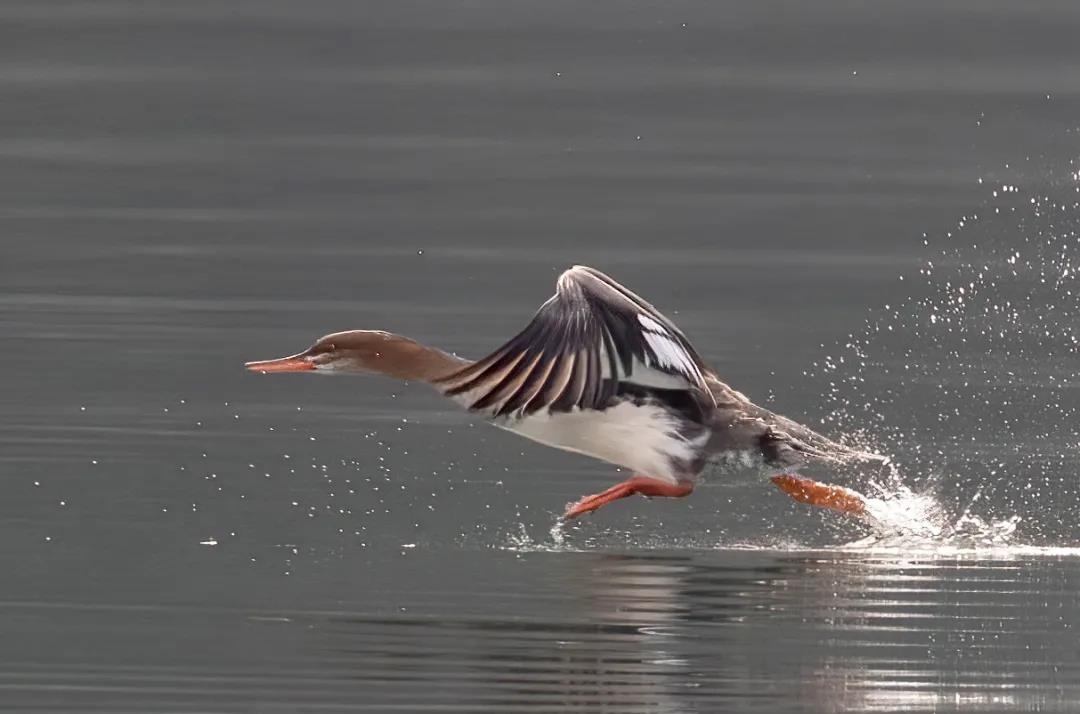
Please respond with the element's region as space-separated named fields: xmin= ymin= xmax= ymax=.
xmin=812 ymin=159 xmax=1080 ymax=548
xmin=852 ymin=481 xmax=1020 ymax=547
xmin=503 ymin=520 xmax=586 ymax=553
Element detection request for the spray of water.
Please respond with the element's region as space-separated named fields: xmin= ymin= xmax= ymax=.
xmin=813 ymin=160 xmax=1080 ymax=549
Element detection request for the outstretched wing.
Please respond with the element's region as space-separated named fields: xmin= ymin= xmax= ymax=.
xmin=433 ymin=265 xmax=716 ymax=419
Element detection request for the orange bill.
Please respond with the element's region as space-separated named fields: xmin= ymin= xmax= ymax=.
xmin=771 ymin=474 xmax=868 ymax=517
xmin=244 ymin=355 xmax=315 ymax=373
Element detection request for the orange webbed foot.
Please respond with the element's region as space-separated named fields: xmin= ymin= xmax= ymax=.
xmin=564 ymin=476 xmax=694 ymax=519
xmin=771 ymin=474 xmax=868 ymax=517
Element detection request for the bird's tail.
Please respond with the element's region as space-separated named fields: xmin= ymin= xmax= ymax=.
xmin=761 ymin=408 xmax=891 ymax=469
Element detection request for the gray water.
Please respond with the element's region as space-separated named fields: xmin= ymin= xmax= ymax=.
xmin=4 ymin=1 xmax=1080 ymax=711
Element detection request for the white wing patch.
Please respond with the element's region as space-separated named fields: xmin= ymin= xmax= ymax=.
xmin=637 ymin=314 xmax=664 ymax=332
xmin=627 ymin=358 xmax=691 ymax=390
xmin=598 ymin=338 xmax=613 ymax=380
xmin=637 ymin=313 xmax=701 ymax=382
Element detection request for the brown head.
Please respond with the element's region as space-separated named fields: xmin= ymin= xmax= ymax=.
xmin=244 ymin=330 xmax=469 ymax=383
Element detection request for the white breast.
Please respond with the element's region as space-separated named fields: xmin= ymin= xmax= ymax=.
xmin=498 ymin=401 xmax=705 ymax=484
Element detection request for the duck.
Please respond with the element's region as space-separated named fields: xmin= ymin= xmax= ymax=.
xmin=245 ymin=265 xmax=880 ymax=519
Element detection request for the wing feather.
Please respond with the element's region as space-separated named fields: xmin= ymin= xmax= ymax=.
xmin=435 ymin=265 xmax=715 ymax=419
xmin=443 ymin=347 xmax=528 ymax=405
xmin=502 ymin=349 xmax=559 ymax=416
xmin=470 ymin=351 xmax=544 ymax=414
xmin=552 ymin=349 xmax=589 ymax=413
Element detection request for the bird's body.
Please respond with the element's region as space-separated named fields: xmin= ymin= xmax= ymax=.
xmin=246 ymin=265 xmax=881 ymax=518
xmin=491 ymin=377 xmax=824 ymax=485
xmin=502 ymin=396 xmax=710 ymax=483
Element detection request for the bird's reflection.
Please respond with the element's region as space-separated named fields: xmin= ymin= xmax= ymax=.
xmin=549 ymin=551 xmax=1073 ymax=712
xmin=315 ymin=550 xmax=1075 ymax=713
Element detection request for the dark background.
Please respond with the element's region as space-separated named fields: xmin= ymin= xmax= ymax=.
xmin=3 ymin=1 xmax=1080 ymax=711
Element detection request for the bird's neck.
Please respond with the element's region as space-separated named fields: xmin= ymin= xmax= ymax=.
xmin=359 ymin=333 xmax=471 ymax=383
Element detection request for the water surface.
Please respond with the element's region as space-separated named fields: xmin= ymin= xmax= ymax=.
xmin=3 ymin=1 xmax=1080 ymax=711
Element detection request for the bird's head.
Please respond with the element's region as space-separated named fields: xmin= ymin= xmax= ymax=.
xmin=245 ymin=330 xmax=466 ymax=382
xmin=245 ymin=330 xmax=407 ymax=375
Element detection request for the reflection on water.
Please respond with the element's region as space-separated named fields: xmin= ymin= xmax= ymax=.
xmin=3 ymin=507 xmax=1078 ymax=713
xmin=290 ymin=551 xmax=1078 ymax=713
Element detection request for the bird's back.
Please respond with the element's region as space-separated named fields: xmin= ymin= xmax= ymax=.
xmin=703 ymin=374 xmax=884 ymax=473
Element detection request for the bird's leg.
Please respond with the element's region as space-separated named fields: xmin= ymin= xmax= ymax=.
xmin=771 ymin=474 xmax=868 ymax=517
xmin=564 ymin=476 xmax=694 ymax=520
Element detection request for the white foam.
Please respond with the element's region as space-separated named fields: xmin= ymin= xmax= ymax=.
xmin=496 ymin=480 xmax=1080 ymax=558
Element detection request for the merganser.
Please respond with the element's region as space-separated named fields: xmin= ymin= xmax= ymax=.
xmin=246 ymin=265 xmax=879 ymax=519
